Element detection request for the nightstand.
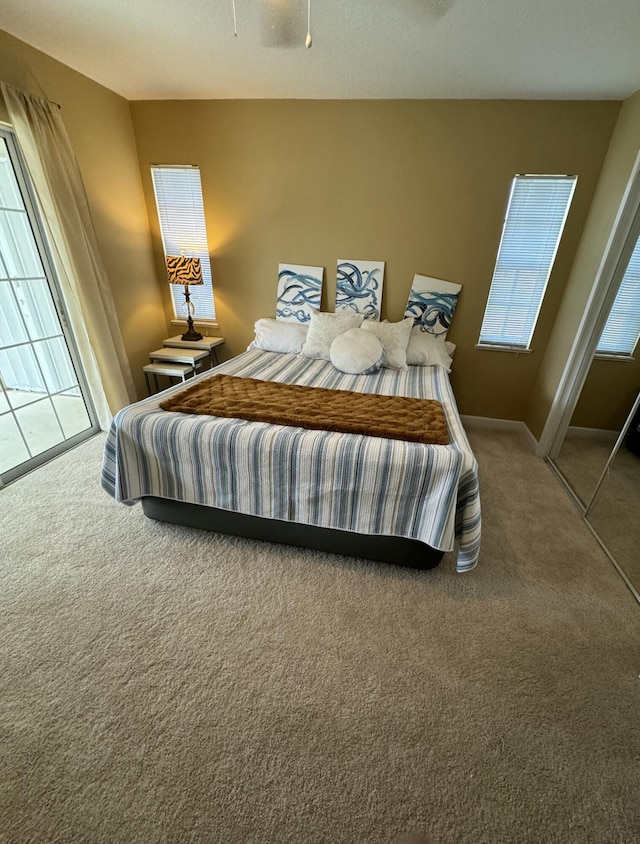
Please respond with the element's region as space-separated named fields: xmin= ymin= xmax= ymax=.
xmin=143 ymin=361 xmax=194 ymax=394
xmin=144 ymin=347 xmax=210 ymax=395
xmin=163 ymin=335 xmax=225 ymax=367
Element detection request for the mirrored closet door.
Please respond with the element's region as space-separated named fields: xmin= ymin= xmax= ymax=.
xmin=553 ymin=372 xmax=640 ymax=599
xmin=550 ymin=214 xmax=640 ymax=601
xmin=585 ymin=394 xmax=640 ymax=593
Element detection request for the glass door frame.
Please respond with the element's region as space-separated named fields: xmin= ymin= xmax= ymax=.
xmin=0 ymin=125 xmax=100 ymax=487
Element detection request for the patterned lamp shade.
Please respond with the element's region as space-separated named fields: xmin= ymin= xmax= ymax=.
xmin=166 ymin=255 xmax=204 ymax=286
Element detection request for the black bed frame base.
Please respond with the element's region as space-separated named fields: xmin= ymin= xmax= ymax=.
xmin=141 ymin=497 xmax=443 ymax=570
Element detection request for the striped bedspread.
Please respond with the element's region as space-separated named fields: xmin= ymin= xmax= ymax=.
xmin=101 ymin=350 xmax=481 ymax=572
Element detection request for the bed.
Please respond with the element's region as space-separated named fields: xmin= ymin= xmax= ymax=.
xmin=101 ymin=347 xmax=481 ymax=572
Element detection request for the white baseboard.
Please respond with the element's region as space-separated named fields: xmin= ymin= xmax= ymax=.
xmin=461 ymin=415 xmax=539 ymax=453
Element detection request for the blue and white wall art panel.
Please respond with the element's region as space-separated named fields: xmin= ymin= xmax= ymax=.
xmin=276 ymin=264 xmax=324 ymax=324
xmin=335 ymin=259 xmax=385 ymax=321
xmin=404 ymin=274 xmax=462 ymax=338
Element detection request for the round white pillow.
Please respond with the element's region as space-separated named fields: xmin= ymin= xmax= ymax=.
xmin=329 ymin=328 xmax=384 ymax=375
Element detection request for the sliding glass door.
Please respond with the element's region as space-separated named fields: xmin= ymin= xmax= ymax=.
xmin=0 ymin=127 xmax=98 ymax=485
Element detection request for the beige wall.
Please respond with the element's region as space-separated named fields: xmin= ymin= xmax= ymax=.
xmin=131 ymin=99 xmax=618 ymax=417
xmin=0 ymin=28 xmax=165 ymax=400
xmin=526 ymin=89 xmax=640 ymax=438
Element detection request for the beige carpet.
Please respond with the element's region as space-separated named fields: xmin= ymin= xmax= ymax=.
xmin=1 ymin=427 xmax=639 ymax=844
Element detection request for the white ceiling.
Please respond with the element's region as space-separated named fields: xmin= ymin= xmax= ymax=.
xmin=2 ymin=0 xmax=640 ymax=101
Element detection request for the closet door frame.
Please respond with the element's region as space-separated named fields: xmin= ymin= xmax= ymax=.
xmin=538 ymin=149 xmax=640 ymax=460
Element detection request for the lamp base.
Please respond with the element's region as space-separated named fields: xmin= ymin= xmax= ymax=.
xmin=181 ymin=313 xmax=203 ymax=342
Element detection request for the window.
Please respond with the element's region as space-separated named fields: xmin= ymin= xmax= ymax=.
xmin=0 ymin=128 xmax=97 ymax=484
xmin=596 ymin=232 xmax=640 ymax=357
xmin=478 ymin=175 xmax=577 ymax=351
xmin=150 ymin=165 xmax=216 ymax=322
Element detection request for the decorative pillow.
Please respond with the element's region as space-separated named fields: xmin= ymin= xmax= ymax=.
xmin=361 ymin=317 xmax=413 ymax=369
xmin=406 ymin=326 xmax=454 ymax=371
xmin=248 ymin=318 xmax=308 ymax=354
xmin=330 ymin=328 xmax=384 ymax=375
xmin=301 ymin=312 xmax=364 ymax=360
xmin=404 ymin=274 xmax=461 ymax=338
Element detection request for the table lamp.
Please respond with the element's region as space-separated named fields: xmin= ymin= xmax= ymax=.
xmin=166 ymin=255 xmax=204 ymax=341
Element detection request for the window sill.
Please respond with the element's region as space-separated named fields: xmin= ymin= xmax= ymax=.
xmin=594 ymin=353 xmax=635 ymax=362
xmin=475 ymin=344 xmax=532 ymax=354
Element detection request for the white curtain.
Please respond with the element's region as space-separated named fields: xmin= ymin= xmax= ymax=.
xmin=1 ymin=82 xmax=136 ymax=428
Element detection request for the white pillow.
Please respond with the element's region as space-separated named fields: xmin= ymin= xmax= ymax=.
xmin=406 ymin=326 xmax=454 ymax=371
xmin=330 ymin=328 xmax=384 ymax=375
xmin=301 ymin=312 xmax=364 ymax=360
xmin=248 ymin=318 xmax=308 ymax=354
xmin=361 ymin=318 xmax=413 ymax=369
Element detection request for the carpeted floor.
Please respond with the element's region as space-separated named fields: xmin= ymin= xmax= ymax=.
xmin=1 ymin=426 xmax=639 ymax=844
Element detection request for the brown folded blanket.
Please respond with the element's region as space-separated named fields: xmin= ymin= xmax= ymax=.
xmin=159 ymin=373 xmax=450 ymax=445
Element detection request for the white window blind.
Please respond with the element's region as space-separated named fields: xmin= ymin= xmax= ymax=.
xmin=150 ymin=165 xmax=216 ymax=322
xmin=597 ymin=233 xmax=640 ymax=357
xmin=479 ymin=175 xmax=577 ymax=350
